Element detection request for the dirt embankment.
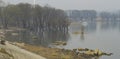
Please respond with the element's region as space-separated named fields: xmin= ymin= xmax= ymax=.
xmin=0 ymin=42 xmax=46 ymax=59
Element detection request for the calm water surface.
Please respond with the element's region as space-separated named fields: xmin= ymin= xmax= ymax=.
xmin=64 ymin=21 xmax=120 ymax=59
xmin=5 ymin=21 xmax=120 ymax=59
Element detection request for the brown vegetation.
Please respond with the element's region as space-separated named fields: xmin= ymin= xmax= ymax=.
xmin=19 ymin=44 xmax=112 ymax=59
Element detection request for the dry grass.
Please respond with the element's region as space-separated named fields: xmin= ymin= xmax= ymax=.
xmin=72 ymin=31 xmax=81 ymax=34
xmin=21 ymin=44 xmax=62 ymax=59
xmin=17 ymin=44 xmax=112 ymax=59
xmin=20 ymin=44 xmax=83 ymax=59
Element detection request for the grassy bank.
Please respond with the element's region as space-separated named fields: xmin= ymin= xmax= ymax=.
xmin=20 ymin=44 xmax=85 ymax=59
xmin=17 ymin=43 xmax=112 ymax=59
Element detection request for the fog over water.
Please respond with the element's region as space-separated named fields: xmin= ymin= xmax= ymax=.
xmin=4 ymin=0 xmax=120 ymax=11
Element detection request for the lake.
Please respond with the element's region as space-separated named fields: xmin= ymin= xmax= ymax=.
xmin=65 ymin=20 xmax=120 ymax=59
xmin=5 ymin=20 xmax=120 ymax=59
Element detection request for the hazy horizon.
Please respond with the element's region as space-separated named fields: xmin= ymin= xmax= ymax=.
xmin=3 ymin=0 xmax=120 ymax=12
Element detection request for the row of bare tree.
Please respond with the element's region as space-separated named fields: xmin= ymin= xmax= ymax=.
xmin=0 ymin=1 xmax=70 ymax=33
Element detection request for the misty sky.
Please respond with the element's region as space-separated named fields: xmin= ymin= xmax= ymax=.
xmin=3 ymin=0 xmax=120 ymax=11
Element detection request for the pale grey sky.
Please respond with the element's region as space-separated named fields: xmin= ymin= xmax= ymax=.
xmin=3 ymin=0 xmax=120 ymax=11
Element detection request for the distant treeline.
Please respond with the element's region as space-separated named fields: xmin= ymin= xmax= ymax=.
xmin=66 ymin=10 xmax=120 ymax=21
xmin=0 ymin=3 xmax=70 ymax=32
xmin=66 ymin=10 xmax=97 ymax=21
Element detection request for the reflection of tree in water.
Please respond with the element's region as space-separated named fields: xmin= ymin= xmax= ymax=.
xmin=81 ymin=20 xmax=120 ymax=33
xmin=5 ymin=30 xmax=69 ymax=47
xmin=80 ymin=24 xmax=85 ymax=40
xmin=35 ymin=30 xmax=69 ymax=46
xmin=93 ymin=56 xmax=100 ymax=59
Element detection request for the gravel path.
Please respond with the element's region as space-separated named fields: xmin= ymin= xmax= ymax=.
xmin=0 ymin=42 xmax=46 ymax=59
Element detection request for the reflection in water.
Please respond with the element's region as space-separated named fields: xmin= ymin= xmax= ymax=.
xmin=80 ymin=24 xmax=85 ymax=40
xmin=5 ymin=30 xmax=69 ymax=47
xmin=67 ymin=20 xmax=120 ymax=59
xmin=82 ymin=20 xmax=120 ymax=33
xmin=68 ymin=20 xmax=120 ymax=43
xmin=94 ymin=56 xmax=100 ymax=59
xmin=96 ymin=21 xmax=102 ymax=33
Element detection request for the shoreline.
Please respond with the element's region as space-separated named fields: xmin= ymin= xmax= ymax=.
xmin=17 ymin=43 xmax=112 ymax=59
xmin=0 ymin=41 xmax=46 ymax=59
xmin=0 ymin=41 xmax=112 ymax=59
